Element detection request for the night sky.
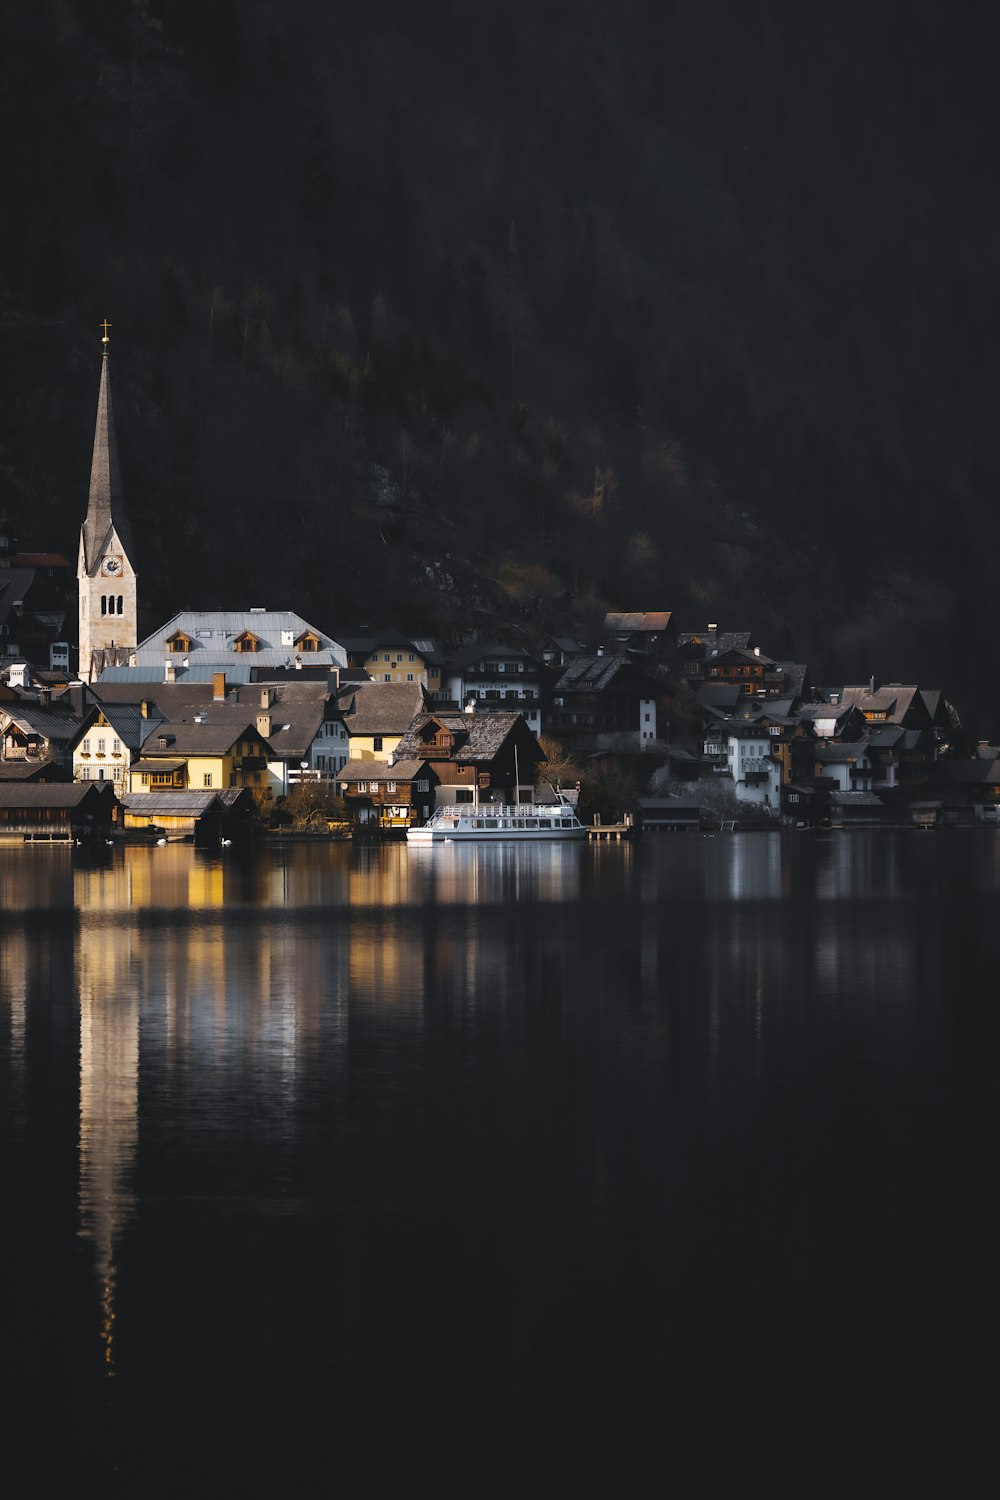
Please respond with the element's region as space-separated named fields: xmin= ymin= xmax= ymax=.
xmin=2 ymin=2 xmax=997 ymax=725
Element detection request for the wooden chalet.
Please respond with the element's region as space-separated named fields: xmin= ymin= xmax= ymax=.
xmin=393 ymin=710 xmax=545 ymax=807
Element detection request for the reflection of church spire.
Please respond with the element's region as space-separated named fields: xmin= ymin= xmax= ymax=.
xmin=78 ymin=955 xmax=138 ymax=1377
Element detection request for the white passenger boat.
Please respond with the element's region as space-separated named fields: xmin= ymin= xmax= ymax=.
xmin=407 ymin=795 xmax=587 ymax=843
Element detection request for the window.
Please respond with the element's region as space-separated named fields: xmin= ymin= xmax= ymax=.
xmin=80 ymin=766 xmax=89 ymax=780
xmin=406 ymin=673 xmax=414 ymax=682
xmin=97 ymin=738 xmax=106 ymax=753
xmin=203 ymin=773 xmax=213 ymax=787
xmin=373 ymin=737 xmax=383 ymax=752
xmin=384 ymin=673 xmax=391 ymax=682
xmin=82 ymin=738 xmax=91 ymax=753
xmin=407 ymin=653 xmax=415 ymax=662
xmin=386 ymin=781 xmax=396 ymax=793
xmin=455 ymin=789 xmax=474 ymax=803
xmin=384 ymin=653 xmax=391 ymax=662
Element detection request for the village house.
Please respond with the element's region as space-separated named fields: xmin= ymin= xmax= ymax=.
xmin=337 ymin=758 xmax=438 ymax=830
xmin=603 ymin=611 xmax=677 ymax=663
xmin=337 ymin=631 xmax=443 ymax=693
xmin=548 ymin=654 xmax=659 ymax=750
xmin=440 ymin=645 xmax=545 ymax=735
xmin=337 ymin=680 xmax=428 ymax=762
xmin=1 ymin=699 xmax=93 ymax=781
xmin=128 ymin=716 xmax=273 ymax=796
xmin=0 ymin=781 xmax=116 ymax=843
xmin=95 ymin=609 xmax=347 ymax=685
xmin=392 ymin=710 xmax=546 ymax=807
xmin=71 ymin=699 xmax=165 ymax=793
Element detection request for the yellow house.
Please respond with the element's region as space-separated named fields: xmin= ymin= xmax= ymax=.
xmin=342 ymin=635 xmax=442 ymax=693
xmin=129 ymin=719 xmax=272 ymax=795
xmin=336 ymin=680 xmax=426 ymax=762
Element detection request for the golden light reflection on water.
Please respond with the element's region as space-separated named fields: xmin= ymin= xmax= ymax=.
xmin=2 ymin=832 xmax=993 ymax=1393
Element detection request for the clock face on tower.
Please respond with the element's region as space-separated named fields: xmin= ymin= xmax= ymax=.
xmin=101 ymin=556 xmax=123 ymax=576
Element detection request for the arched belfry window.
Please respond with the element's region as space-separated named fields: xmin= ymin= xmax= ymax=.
xmin=117 ymin=595 xmax=124 ymax=615
xmin=100 ymin=597 xmax=107 ymax=616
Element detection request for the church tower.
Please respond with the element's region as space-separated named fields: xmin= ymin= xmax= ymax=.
xmin=78 ymin=326 xmax=137 ymax=682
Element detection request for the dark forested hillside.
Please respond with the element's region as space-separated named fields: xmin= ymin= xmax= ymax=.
xmin=2 ymin=2 xmax=998 ymax=724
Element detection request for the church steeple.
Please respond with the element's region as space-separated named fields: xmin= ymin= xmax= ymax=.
xmin=78 ymin=324 xmax=138 ymax=682
xmin=81 ymin=328 xmax=134 ymax=575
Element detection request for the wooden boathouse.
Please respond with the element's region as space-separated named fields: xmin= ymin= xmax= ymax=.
xmin=0 ymin=782 xmax=117 ymax=843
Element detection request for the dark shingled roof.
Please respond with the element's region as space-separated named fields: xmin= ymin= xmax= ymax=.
xmin=395 ymin=711 xmax=535 ymax=763
xmin=814 ymin=741 xmax=872 ymax=764
xmin=3 ymin=704 xmax=92 ymax=741
xmin=338 ymin=758 xmax=430 ymax=784
xmin=0 ymin=783 xmax=113 ymax=808
xmin=337 ymin=680 xmax=427 ymax=734
xmin=552 ymin=654 xmax=660 ymax=694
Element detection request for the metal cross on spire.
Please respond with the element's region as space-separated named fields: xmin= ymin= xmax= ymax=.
xmin=100 ymin=319 xmax=112 ymax=347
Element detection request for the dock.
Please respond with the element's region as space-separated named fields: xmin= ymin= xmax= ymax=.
xmin=586 ymin=814 xmax=635 ymax=842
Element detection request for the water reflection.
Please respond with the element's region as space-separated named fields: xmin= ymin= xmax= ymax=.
xmin=3 ymin=831 xmax=999 ymax=1484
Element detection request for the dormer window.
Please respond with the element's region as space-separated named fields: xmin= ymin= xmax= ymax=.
xmin=294 ymin=632 xmax=320 ymax=653
xmin=167 ymin=632 xmax=192 ymax=654
xmin=234 ymin=631 xmax=261 ymax=654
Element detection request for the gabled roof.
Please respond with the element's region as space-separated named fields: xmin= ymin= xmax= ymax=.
xmin=142 ymin=718 xmax=266 ymax=756
xmin=338 ymin=758 xmax=433 ymax=784
xmin=0 ymin=569 xmax=33 ymax=627
xmin=604 ymin=612 xmax=672 ymax=634
xmin=339 ymin=630 xmax=441 ymax=658
xmin=88 ymin=701 xmax=166 ymax=750
xmin=2 ymin=704 xmax=93 ymax=742
xmin=0 ymin=755 xmax=67 ymax=781
xmin=697 ymin=684 xmax=743 ymax=710
xmin=395 ymin=711 xmax=539 ymax=763
xmin=552 ymin=654 xmax=659 ymax=694
xmin=337 ymin=680 xmax=426 ymax=734
xmin=0 ymin=782 xmax=113 ymax=808
xmin=447 ymin=643 xmax=538 ymax=670
xmin=837 ymin=684 xmax=927 ymax=723
xmin=116 ymin=611 xmax=346 ymax=674
xmin=120 ymin=792 xmax=220 ymax=815
xmin=679 ymin=630 xmax=753 ymax=653
xmin=813 ymin=741 xmax=873 ymax=764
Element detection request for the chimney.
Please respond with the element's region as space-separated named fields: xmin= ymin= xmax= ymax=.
xmin=38 ymin=686 xmax=51 ymax=708
xmin=164 ymin=660 xmax=176 ymax=683
xmin=259 ymin=687 xmax=274 ymax=708
xmin=213 ymin=671 xmax=226 ymax=702
xmin=257 ymin=711 xmax=272 ymax=738
xmin=754 ymin=646 xmax=760 ymax=656
xmin=708 ymin=623 xmax=718 ymax=642
xmin=464 ymin=697 xmax=476 ymax=714
xmin=68 ymin=681 xmax=85 ymax=716
xmin=141 ymin=699 xmax=151 ymax=719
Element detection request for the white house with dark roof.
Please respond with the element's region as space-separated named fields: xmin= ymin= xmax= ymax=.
xmin=441 ymin=645 xmax=544 ymax=734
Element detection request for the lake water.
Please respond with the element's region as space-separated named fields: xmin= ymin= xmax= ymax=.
xmin=2 ymin=832 xmax=997 ymax=1490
